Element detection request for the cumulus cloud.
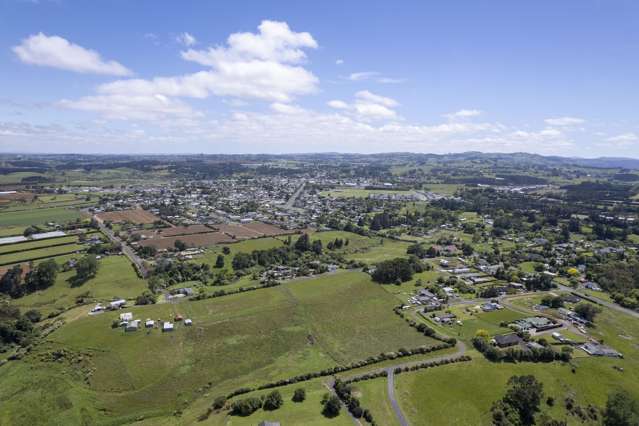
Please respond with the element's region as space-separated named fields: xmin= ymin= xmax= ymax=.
xmin=61 ymin=20 xmax=319 ymax=120
xmin=544 ymin=116 xmax=585 ymax=126
xmin=336 ymin=59 xmax=344 ymax=65
xmin=445 ymin=109 xmax=482 ymax=119
xmin=328 ymin=90 xmax=400 ymax=120
xmin=58 ymin=93 xmax=200 ymax=121
xmin=606 ymin=132 xmax=638 ymax=143
xmin=176 ymin=32 xmax=197 ymax=46
xmin=13 ymin=33 xmax=132 ymax=76
xmin=346 ymin=71 xmax=403 ymax=84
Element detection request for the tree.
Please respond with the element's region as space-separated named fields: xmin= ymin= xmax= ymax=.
xmin=322 ymin=395 xmax=341 ymax=418
xmin=23 ymin=309 xmax=41 ymax=323
xmin=23 ymin=226 xmax=38 ymax=237
xmin=603 ymin=390 xmax=639 ymax=426
xmin=135 ymin=291 xmax=156 ymax=305
xmin=222 ymin=246 xmax=231 ymax=255
xmin=574 ymin=303 xmax=601 ymax=323
xmin=503 ymin=375 xmax=544 ymax=425
xmin=25 ymin=259 xmax=59 ymax=292
xmin=0 ymin=265 xmax=23 ymax=298
xmin=311 ymin=239 xmax=323 ymax=255
xmin=292 ymin=388 xmax=306 ymax=402
xmin=215 ymin=254 xmax=225 ymax=268
xmin=75 ymin=255 xmax=99 ymax=283
xmin=263 ymin=390 xmax=284 ymax=410
xmin=174 ymin=239 xmax=187 ymax=251
xmin=295 ymin=233 xmax=311 ymax=251
xmin=232 ymin=252 xmax=254 ymax=270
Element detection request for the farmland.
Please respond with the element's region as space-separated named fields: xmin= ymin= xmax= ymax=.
xmin=96 ymin=209 xmax=159 ymax=224
xmin=13 ymin=255 xmax=147 ymax=316
xmin=0 ymin=271 xmax=438 ymax=425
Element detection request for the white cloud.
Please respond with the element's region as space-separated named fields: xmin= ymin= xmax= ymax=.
xmin=346 ymin=71 xmax=403 ymax=84
xmin=270 ymin=102 xmax=305 ymax=114
xmin=327 ymin=90 xmax=399 ymax=120
xmin=327 ymin=100 xmax=349 ymax=109
xmin=62 ymin=20 xmax=319 ymax=119
xmin=355 ymin=90 xmax=398 ymax=108
xmin=606 ymin=133 xmax=638 ymax=143
xmin=445 ymin=109 xmax=481 ymax=119
xmin=336 ymin=59 xmax=344 ymax=65
xmin=13 ymin=33 xmax=132 ymax=76
xmin=176 ymin=32 xmax=197 ymax=47
xmin=348 ymin=71 xmax=379 ymax=81
xmin=58 ymin=93 xmax=200 ymax=121
xmin=544 ymin=116 xmax=585 ymax=126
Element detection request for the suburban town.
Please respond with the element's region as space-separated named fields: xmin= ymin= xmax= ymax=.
xmin=2 ymin=1 xmax=639 ymax=425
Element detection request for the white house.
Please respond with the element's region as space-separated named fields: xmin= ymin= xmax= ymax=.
xmin=162 ymin=322 xmax=174 ymax=332
xmin=119 ymin=312 xmax=133 ymax=321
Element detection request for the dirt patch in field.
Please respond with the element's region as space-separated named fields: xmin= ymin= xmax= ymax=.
xmin=96 ymin=209 xmax=159 ymax=224
xmin=0 ymin=192 xmax=35 ymax=204
xmin=136 ymin=222 xmax=294 ymax=250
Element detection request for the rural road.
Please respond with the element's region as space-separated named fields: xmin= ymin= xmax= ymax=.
xmin=385 ymin=367 xmax=410 ymax=426
xmin=335 ymin=341 xmax=468 ymax=426
xmin=557 ymin=284 xmax=639 ymax=319
xmin=94 ymin=217 xmax=148 ymax=278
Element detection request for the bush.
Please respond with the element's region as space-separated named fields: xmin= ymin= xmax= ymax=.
xmin=212 ymin=396 xmax=226 ymax=410
xmin=230 ymin=396 xmax=262 ymax=416
xmin=263 ymin=390 xmax=283 ymax=411
xmin=292 ymin=388 xmax=306 ymax=402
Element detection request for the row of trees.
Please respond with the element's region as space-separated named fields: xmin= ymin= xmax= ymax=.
xmin=0 ymin=259 xmax=58 ymax=298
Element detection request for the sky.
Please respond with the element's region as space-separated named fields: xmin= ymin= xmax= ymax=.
xmin=1 ymin=0 xmax=638 ymax=157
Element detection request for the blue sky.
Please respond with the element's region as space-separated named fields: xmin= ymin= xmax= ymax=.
xmin=1 ymin=0 xmax=638 ymax=156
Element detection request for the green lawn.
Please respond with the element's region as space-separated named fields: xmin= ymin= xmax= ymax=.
xmin=0 ymin=235 xmax=79 ymax=255
xmin=0 ymin=243 xmax=86 ymax=265
xmin=0 ymin=271 xmax=437 ymax=425
xmin=13 ymin=255 xmax=147 ymax=315
xmin=355 ymin=377 xmax=400 ymax=426
xmin=0 ymin=206 xmax=82 ymax=227
xmin=397 ymin=301 xmax=639 ymax=426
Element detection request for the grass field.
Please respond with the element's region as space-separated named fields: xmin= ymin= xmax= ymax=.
xmin=13 ymin=255 xmax=147 ymax=315
xmin=354 ymin=376 xmax=400 ymax=426
xmin=0 ymin=271 xmax=437 ymax=425
xmin=0 ymin=206 xmax=82 ymax=227
xmin=0 ymin=243 xmax=86 ymax=266
xmin=0 ymin=235 xmax=79 ymax=255
xmin=397 ymin=300 xmax=639 ymax=426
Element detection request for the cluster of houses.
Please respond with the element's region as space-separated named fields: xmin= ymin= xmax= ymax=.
xmin=117 ymin=312 xmax=193 ymax=333
xmin=90 ymin=298 xmax=127 ymax=315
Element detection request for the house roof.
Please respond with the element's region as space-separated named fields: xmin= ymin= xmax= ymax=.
xmin=494 ymin=334 xmax=523 ymax=347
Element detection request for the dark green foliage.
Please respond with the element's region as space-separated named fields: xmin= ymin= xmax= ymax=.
xmin=491 ymin=375 xmax=544 ymax=426
xmin=262 ymin=390 xmax=283 ymax=410
xmin=212 ymin=396 xmax=226 ymax=410
xmin=371 ymin=257 xmax=422 ymax=283
xmin=215 ymin=254 xmax=225 ymax=268
xmin=135 ymin=291 xmax=156 ymax=305
xmin=74 ymin=255 xmax=99 ymax=283
xmin=232 ymin=252 xmax=255 ymax=270
xmin=603 ymin=390 xmax=639 ymax=426
xmin=292 ymin=388 xmax=306 ymax=402
xmin=574 ymin=303 xmax=601 ymax=323
xmin=322 ymin=395 xmax=341 ymax=418
xmin=174 ymin=239 xmax=187 ymax=251
xmin=0 ymin=302 xmax=38 ymax=349
xmin=294 ymin=233 xmax=311 ymax=251
xmin=230 ymin=396 xmax=262 ymax=416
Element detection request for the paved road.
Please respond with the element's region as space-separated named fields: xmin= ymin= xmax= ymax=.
xmin=557 ymin=284 xmax=639 ymax=319
xmin=95 ymin=218 xmax=148 ymax=278
xmin=386 ymin=367 xmax=410 ymax=426
xmin=334 ymin=341 xmax=468 ymax=426
xmin=284 ymin=180 xmax=305 ymax=210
